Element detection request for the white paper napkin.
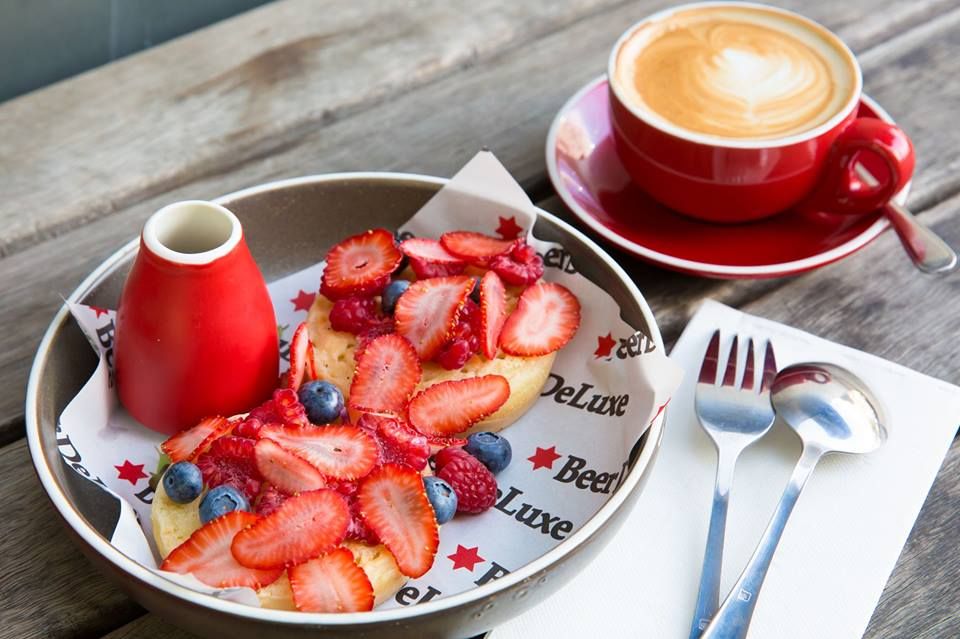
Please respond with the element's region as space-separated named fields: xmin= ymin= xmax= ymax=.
xmin=492 ymin=299 xmax=960 ymax=639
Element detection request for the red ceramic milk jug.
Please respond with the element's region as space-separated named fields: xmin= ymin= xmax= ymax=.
xmin=115 ymin=200 xmax=279 ymax=435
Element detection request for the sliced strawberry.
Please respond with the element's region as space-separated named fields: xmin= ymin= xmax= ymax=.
xmin=399 ymin=237 xmax=465 ymax=266
xmin=249 ymin=388 xmax=309 ymax=428
xmin=400 ymin=237 xmax=467 ymax=278
xmin=440 ymin=231 xmax=515 ymax=266
xmin=286 ymin=322 xmax=311 ymax=391
xmin=161 ymin=416 xmax=231 ymax=463
xmin=289 ymin=547 xmax=374 ymax=612
xmin=258 ymin=424 xmax=378 ymax=480
xmin=161 ymin=511 xmax=282 ymax=589
xmin=479 ymin=270 xmax=507 ymax=359
xmin=428 ymin=436 xmax=468 ymax=456
xmin=358 ymin=464 xmax=439 ymax=577
xmin=407 ymin=375 xmax=511 ymax=437
xmin=255 ymin=484 xmax=289 ymax=517
xmin=231 ymin=489 xmax=349 ymax=569
xmin=500 ymin=282 xmax=581 ymax=356
xmin=254 ymin=438 xmax=327 ymax=495
xmin=321 ymin=228 xmax=402 ymax=299
xmin=395 ymin=275 xmax=474 ymax=360
xmin=348 ymin=333 xmax=421 ymax=415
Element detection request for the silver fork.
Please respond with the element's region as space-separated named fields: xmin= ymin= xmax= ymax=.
xmin=688 ymin=331 xmax=777 ymax=639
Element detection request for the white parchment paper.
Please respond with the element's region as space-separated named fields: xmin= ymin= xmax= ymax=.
xmin=58 ymin=152 xmax=682 ymax=609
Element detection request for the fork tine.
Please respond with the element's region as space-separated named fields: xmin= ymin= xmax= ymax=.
xmin=721 ymin=335 xmax=739 ymax=387
xmin=698 ymin=330 xmax=721 ymax=384
xmin=741 ymin=338 xmax=755 ymax=390
xmin=760 ymin=341 xmax=778 ymax=392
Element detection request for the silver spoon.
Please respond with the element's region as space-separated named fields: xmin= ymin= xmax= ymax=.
xmin=700 ymin=363 xmax=887 ymax=639
xmin=855 ymin=163 xmax=957 ymax=275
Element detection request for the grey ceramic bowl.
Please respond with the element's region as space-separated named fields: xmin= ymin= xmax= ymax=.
xmin=26 ymin=173 xmax=666 ymax=638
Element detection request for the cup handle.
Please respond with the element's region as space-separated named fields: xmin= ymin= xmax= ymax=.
xmin=803 ymin=118 xmax=915 ymax=216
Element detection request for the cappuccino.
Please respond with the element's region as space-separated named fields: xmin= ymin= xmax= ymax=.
xmin=612 ymin=5 xmax=859 ymax=140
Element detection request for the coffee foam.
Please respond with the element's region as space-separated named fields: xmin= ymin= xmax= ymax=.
xmin=613 ymin=5 xmax=859 ymax=141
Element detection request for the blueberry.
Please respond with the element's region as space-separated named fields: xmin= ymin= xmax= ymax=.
xmin=162 ymin=461 xmax=203 ymax=504
xmin=469 ymin=276 xmax=482 ymax=304
xmin=464 ymin=431 xmax=512 ymax=474
xmin=423 ymin=476 xmax=458 ymax=524
xmin=393 ymin=232 xmax=410 ymax=274
xmin=298 ymin=380 xmax=344 ymax=424
xmin=381 ymin=279 xmax=410 ymax=315
xmin=199 ymin=485 xmax=249 ymax=524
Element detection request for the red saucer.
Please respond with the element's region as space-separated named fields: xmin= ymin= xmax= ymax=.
xmin=546 ymin=77 xmax=909 ymax=279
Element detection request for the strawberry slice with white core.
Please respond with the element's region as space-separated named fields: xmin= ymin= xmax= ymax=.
xmin=358 ymin=464 xmax=439 ymax=577
xmin=479 ymin=270 xmax=507 ymax=359
xmin=440 ymin=231 xmax=516 ymax=266
xmin=258 ymin=424 xmax=379 ymax=480
xmin=321 ymin=228 xmax=401 ymax=299
xmin=499 ymin=282 xmax=581 ymax=356
xmin=286 ymin=322 xmax=311 ymax=391
xmin=161 ymin=415 xmax=231 ymax=463
xmin=289 ymin=547 xmax=374 ymax=612
xmin=348 ymin=333 xmax=421 ymax=416
xmin=395 ymin=275 xmax=474 ymax=360
xmin=161 ymin=511 xmax=282 ymax=588
xmin=254 ymin=438 xmax=327 ymax=494
xmin=231 ymin=489 xmax=349 ymax=569
xmin=407 ymin=375 xmax=510 ymax=436
xmin=399 ymin=237 xmax=466 ymax=266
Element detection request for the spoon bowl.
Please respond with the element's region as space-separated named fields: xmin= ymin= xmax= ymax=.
xmin=771 ymin=362 xmax=886 ymax=455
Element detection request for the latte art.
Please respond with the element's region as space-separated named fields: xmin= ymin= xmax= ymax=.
xmin=614 ymin=6 xmax=858 ymax=140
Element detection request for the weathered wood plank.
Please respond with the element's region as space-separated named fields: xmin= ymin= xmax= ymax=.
xmin=100 ymin=615 xmax=199 ymax=639
xmin=0 ymin=440 xmax=143 ymax=639
xmin=0 ymin=0 xmax=956 ymax=446
xmin=1 ymin=0 xmax=956 ymax=259
xmin=0 ymin=0 xmax=630 ymax=258
xmin=736 ymin=194 xmax=960 ymax=639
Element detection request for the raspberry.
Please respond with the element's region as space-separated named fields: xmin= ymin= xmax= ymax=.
xmin=329 ymin=295 xmax=387 ymax=334
xmin=355 ymin=318 xmax=396 ymax=360
xmin=255 ymin=485 xmax=288 ymax=516
xmin=433 ymin=445 xmax=471 ymax=473
xmin=196 ymin=436 xmax=261 ymax=500
xmin=248 ymin=388 xmax=309 ymax=427
xmin=355 ymin=414 xmax=429 ymax=470
xmin=408 ymin=256 xmax=466 ymax=279
xmin=490 ymin=241 xmax=544 ymax=286
xmin=437 ymin=453 xmax=498 ymax=514
xmin=434 ymin=299 xmax=481 ymax=370
xmin=233 ymin=415 xmax=263 ymax=439
xmin=345 ymin=494 xmax=379 ymax=544
xmin=377 ymin=419 xmax=430 ymax=471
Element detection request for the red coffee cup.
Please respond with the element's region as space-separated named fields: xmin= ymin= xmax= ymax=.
xmin=607 ymin=2 xmax=915 ymax=223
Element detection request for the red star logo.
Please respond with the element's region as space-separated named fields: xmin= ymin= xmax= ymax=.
xmin=528 ymin=446 xmax=562 ymax=470
xmin=115 ymin=460 xmax=147 ymax=485
xmin=495 ymin=216 xmax=523 ymax=240
xmin=290 ymin=289 xmax=316 ymax=312
xmin=448 ymin=544 xmax=485 ymax=571
xmin=594 ymin=333 xmax=617 ymax=358
xmin=90 ymin=305 xmax=110 ymax=318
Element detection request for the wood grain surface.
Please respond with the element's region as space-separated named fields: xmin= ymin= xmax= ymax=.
xmin=1 ymin=0 xmax=959 ymax=637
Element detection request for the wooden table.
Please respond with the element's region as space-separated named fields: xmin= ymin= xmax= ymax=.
xmin=1 ymin=1 xmax=958 ymax=637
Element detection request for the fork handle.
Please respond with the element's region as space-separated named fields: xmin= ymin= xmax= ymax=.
xmin=688 ymin=447 xmax=740 ymax=639
xmin=700 ymin=446 xmax=822 ymax=639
